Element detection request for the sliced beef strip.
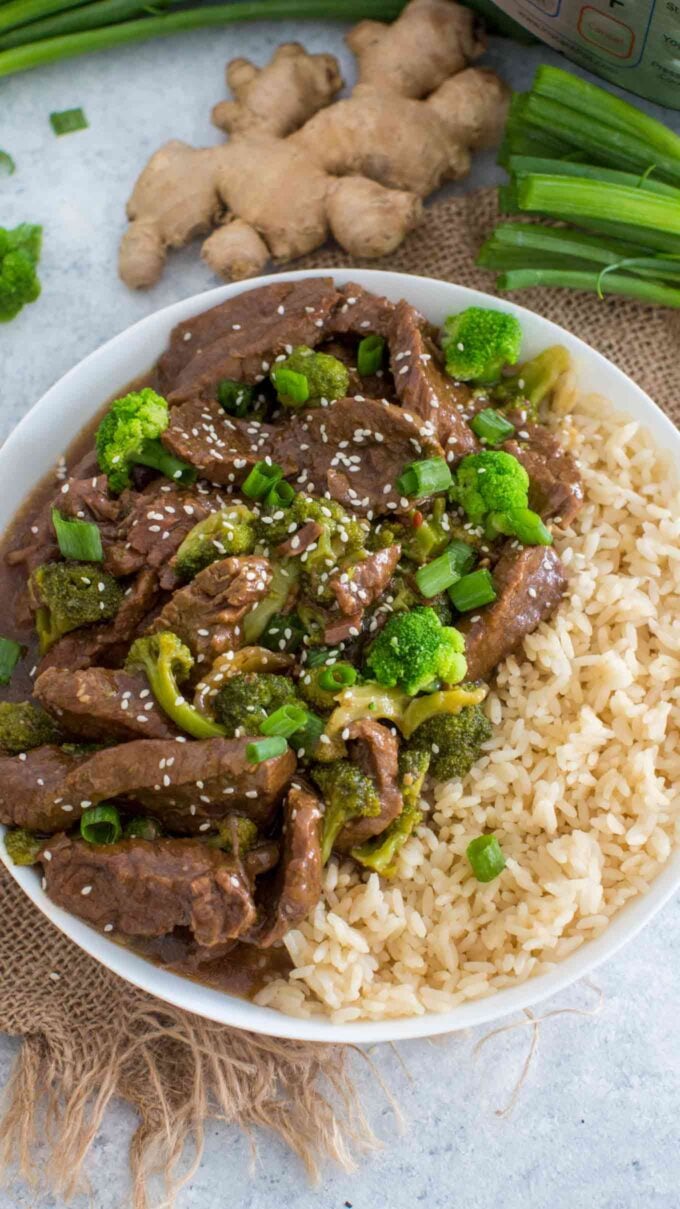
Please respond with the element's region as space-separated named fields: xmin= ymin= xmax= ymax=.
xmin=323 ymin=611 xmax=364 ymax=646
xmin=104 ymin=484 xmax=221 ymax=579
xmin=276 ymin=520 xmax=323 ymax=559
xmin=388 ymin=300 xmax=479 ymax=461
xmin=318 ymin=337 xmax=396 ymax=404
xmin=503 ymin=425 xmax=584 ymax=526
xmin=324 ymin=283 xmax=395 ymax=339
xmin=161 ymin=399 xmax=296 ymax=487
xmin=335 ymin=719 xmax=404 ymax=850
xmin=37 ymin=567 xmax=160 ymax=676
xmin=158 ymin=278 xmax=342 ymax=403
xmin=329 ymin=544 xmax=401 ymax=616
xmin=246 ymin=782 xmax=323 ymax=947
xmin=40 ymin=833 xmax=255 ymax=948
xmin=0 ymin=736 xmax=295 ymax=834
xmin=460 ymin=544 xmax=567 ymax=682
xmin=150 ymin=555 xmax=272 ymax=662
xmin=271 ymin=396 xmax=443 ymax=517
xmin=34 ymin=666 xmax=178 ymax=742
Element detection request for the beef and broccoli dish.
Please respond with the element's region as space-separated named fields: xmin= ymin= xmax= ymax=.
xmin=0 ymin=278 xmax=585 ymax=996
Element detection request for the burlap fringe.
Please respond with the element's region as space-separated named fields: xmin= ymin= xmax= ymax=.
xmin=0 ymin=1006 xmax=381 ymax=1209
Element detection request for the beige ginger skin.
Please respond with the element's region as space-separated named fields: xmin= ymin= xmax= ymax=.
xmin=119 ymin=0 xmax=510 ymax=289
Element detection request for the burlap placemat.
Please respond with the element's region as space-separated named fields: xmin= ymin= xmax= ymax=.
xmin=1 ymin=188 xmax=678 ymax=1209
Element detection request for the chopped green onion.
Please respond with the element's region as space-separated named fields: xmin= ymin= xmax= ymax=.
xmin=470 ymin=408 xmax=516 ymax=444
xmin=291 ymin=710 xmax=325 ymax=759
xmin=135 ymin=438 xmax=197 ymax=486
xmin=318 ymin=662 xmax=357 ymax=692
xmin=260 ymin=611 xmax=305 ymax=654
xmin=271 ymin=366 xmax=309 ymax=406
xmin=50 ymin=107 xmax=88 ymax=136
xmin=80 ymin=803 xmax=122 ymax=845
xmin=217 ymin=379 xmax=254 ymax=417
xmin=466 ymin=834 xmax=505 ymax=883
xmin=51 ymin=507 xmax=103 ymax=562
xmin=245 ymin=735 xmax=288 ymax=763
xmin=304 ymin=646 xmax=334 ymax=668
xmin=397 ymin=457 xmax=453 ymax=498
xmin=260 ymin=703 xmax=309 ymax=738
xmin=0 ymin=636 xmax=21 ymax=685
xmin=486 ymin=508 xmax=553 ymax=546
xmin=415 ymin=540 xmax=476 ymax=597
xmin=357 ymin=334 xmax=385 ymax=376
xmin=448 ymin=568 xmax=497 ymax=612
xmin=123 ymin=816 xmax=162 ymax=841
xmin=264 ymin=478 xmax=295 ymax=508
xmin=242 ymin=460 xmax=283 ymax=500
xmin=0 ymin=150 xmax=15 ymax=175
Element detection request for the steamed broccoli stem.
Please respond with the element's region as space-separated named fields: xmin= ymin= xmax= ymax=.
xmin=398 ymin=746 xmax=430 ymax=811
xmin=213 ymin=672 xmax=299 ymax=737
xmin=0 ymin=700 xmax=60 ymax=754
xmin=311 ymin=760 xmax=381 ymax=863
xmin=441 ymin=306 xmax=523 ymax=384
xmin=491 ymin=345 xmax=571 ymax=415
xmin=322 ymin=684 xmax=410 ymax=758
xmin=351 ymin=799 xmax=422 ymax=877
xmin=4 ymin=827 xmax=43 ymax=866
xmin=126 ymin=632 xmax=225 ymax=739
xmin=365 ymin=606 xmax=467 ymax=695
xmin=406 ymin=705 xmax=492 ymax=781
xmin=133 ymin=437 xmax=196 ymax=485
xmin=242 ymin=561 xmax=299 ymax=645
xmin=174 ymin=504 xmax=256 ymax=581
xmin=449 ymin=451 xmax=529 ymax=525
xmin=271 ymin=345 xmax=349 ymax=407
xmin=400 ymin=686 xmax=487 ymax=739
xmin=29 ymin=561 xmax=124 ymax=654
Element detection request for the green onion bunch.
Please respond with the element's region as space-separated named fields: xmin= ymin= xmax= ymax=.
xmin=478 ymin=65 xmax=680 ymax=309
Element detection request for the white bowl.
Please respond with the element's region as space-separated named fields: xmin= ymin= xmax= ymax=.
xmin=1 ymin=269 xmax=678 ymax=1044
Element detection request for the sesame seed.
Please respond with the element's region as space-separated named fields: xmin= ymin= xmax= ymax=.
xmin=81 ymin=885 xmax=93 ymax=896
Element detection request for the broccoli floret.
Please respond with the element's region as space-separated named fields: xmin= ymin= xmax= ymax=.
xmin=365 ymin=606 xmax=466 ymax=695
xmin=272 ymin=346 xmax=349 ymax=408
xmin=441 ymin=307 xmax=522 ymax=384
xmin=450 ymin=450 xmax=529 ymax=526
xmin=351 ymin=798 xmax=422 ymax=877
xmin=95 ymin=388 xmax=195 ymax=494
xmin=401 ymin=499 xmax=452 ymax=565
xmin=0 ymin=224 xmax=42 ymax=323
xmin=205 ymin=814 xmax=259 ymax=854
xmin=491 ymin=345 xmax=571 ymax=418
xmin=0 ymin=701 xmax=60 ymax=754
xmin=29 ymin=562 xmax=124 ymax=654
xmin=406 ymin=706 xmax=492 ymax=781
xmin=126 ymin=631 xmax=226 ymax=740
xmin=398 ymin=746 xmax=431 ymax=811
xmin=4 ymin=828 xmax=43 ymax=866
xmin=213 ymin=672 xmax=298 ymax=737
xmin=174 ymin=505 xmax=256 ymax=582
xmin=298 ymin=665 xmax=343 ymax=713
xmin=255 ymin=493 xmax=367 ymax=552
xmin=311 ymin=760 xmax=381 ymax=863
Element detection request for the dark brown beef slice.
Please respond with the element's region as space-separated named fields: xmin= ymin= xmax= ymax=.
xmin=161 ymin=399 xmax=296 ymax=487
xmin=324 ymin=283 xmax=395 ymax=339
xmin=159 ymin=278 xmax=342 ymax=402
xmin=104 ymin=484 xmax=221 ymax=579
xmin=0 ymin=736 xmax=296 ymax=834
xmin=34 ymin=666 xmax=178 ymax=742
xmin=504 ymin=425 xmax=584 ymax=526
xmin=388 ymin=300 xmax=479 ymax=461
xmin=329 ymin=544 xmax=401 ymax=616
xmin=40 ymin=833 xmax=255 ymax=947
xmin=460 ymin=545 xmax=567 ymax=682
xmin=271 ymin=396 xmax=443 ymax=517
xmin=246 ymin=783 xmax=323 ymax=947
xmin=335 ymin=719 xmax=404 ymax=850
xmin=37 ymin=567 xmax=159 ymax=676
xmin=150 ymin=555 xmax=272 ymax=662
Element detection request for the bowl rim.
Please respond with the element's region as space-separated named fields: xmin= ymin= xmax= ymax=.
xmin=1 ymin=266 xmax=678 ymax=1045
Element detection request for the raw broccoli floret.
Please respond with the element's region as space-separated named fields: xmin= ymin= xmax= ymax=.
xmin=271 ymin=346 xmax=349 ymax=408
xmin=174 ymin=504 xmax=256 ymax=581
xmin=450 ymin=450 xmax=529 ymax=525
xmin=365 ymin=606 xmax=466 ymax=695
xmin=29 ymin=561 xmax=124 ymax=654
xmin=351 ymin=798 xmax=422 ymax=877
xmin=311 ymin=759 xmax=381 ymax=863
xmin=492 ymin=345 xmax=571 ymax=418
xmin=0 ymin=223 xmax=42 ymax=323
xmin=126 ymin=631 xmax=225 ymax=740
xmin=4 ymin=828 xmax=43 ymax=866
xmin=0 ymin=701 xmax=60 ymax=754
xmin=441 ymin=307 xmax=522 ymax=384
xmin=213 ymin=672 xmax=298 ymax=737
xmin=95 ymin=388 xmax=195 ymax=494
xmin=406 ymin=705 xmax=492 ymax=781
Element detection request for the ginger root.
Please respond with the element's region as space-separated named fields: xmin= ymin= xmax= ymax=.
xmin=118 ymin=0 xmax=510 ymax=289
